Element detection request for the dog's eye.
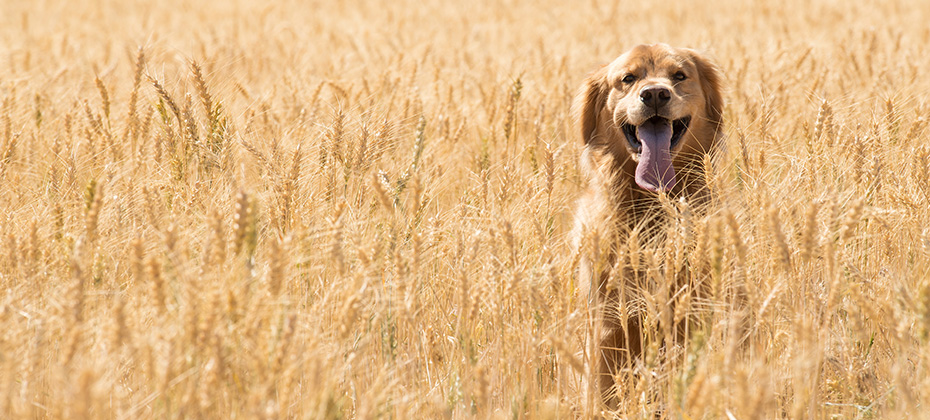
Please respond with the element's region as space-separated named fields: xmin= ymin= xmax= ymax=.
xmin=621 ymin=74 xmax=636 ymax=84
xmin=673 ymin=72 xmax=687 ymax=81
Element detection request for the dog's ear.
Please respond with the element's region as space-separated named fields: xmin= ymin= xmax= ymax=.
xmin=687 ymin=50 xmax=724 ymax=127
xmin=574 ymin=65 xmax=609 ymax=145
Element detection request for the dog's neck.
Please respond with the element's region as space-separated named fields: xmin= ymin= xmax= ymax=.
xmin=584 ymin=146 xmax=710 ymax=236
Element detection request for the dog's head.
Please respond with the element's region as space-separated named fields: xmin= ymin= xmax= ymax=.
xmin=576 ymin=44 xmax=723 ymax=192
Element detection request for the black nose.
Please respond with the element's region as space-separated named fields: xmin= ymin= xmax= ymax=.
xmin=640 ymin=85 xmax=671 ymax=109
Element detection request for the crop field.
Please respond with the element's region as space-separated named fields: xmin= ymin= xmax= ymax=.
xmin=1 ymin=0 xmax=930 ymax=418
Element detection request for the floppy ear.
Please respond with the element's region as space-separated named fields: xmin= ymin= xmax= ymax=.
xmin=573 ymin=65 xmax=609 ymax=145
xmin=688 ymin=50 xmax=724 ymax=127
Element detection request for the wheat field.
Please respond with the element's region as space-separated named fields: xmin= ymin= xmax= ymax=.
xmin=1 ymin=0 xmax=929 ymax=418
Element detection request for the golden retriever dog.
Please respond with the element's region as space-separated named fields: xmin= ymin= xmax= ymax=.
xmin=571 ymin=44 xmax=723 ymax=410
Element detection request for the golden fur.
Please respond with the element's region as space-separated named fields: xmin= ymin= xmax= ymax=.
xmin=571 ymin=44 xmax=724 ymax=409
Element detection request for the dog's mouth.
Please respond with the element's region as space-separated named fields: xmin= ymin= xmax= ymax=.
xmin=621 ymin=116 xmax=691 ymax=154
xmin=620 ymin=116 xmax=691 ymax=192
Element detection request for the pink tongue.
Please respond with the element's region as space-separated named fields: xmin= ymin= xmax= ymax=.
xmin=634 ymin=119 xmax=676 ymax=192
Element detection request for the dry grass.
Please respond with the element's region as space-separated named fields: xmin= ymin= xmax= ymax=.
xmin=1 ymin=0 xmax=930 ymax=418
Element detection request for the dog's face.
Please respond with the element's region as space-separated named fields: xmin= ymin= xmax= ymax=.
xmin=577 ymin=44 xmax=723 ymax=192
